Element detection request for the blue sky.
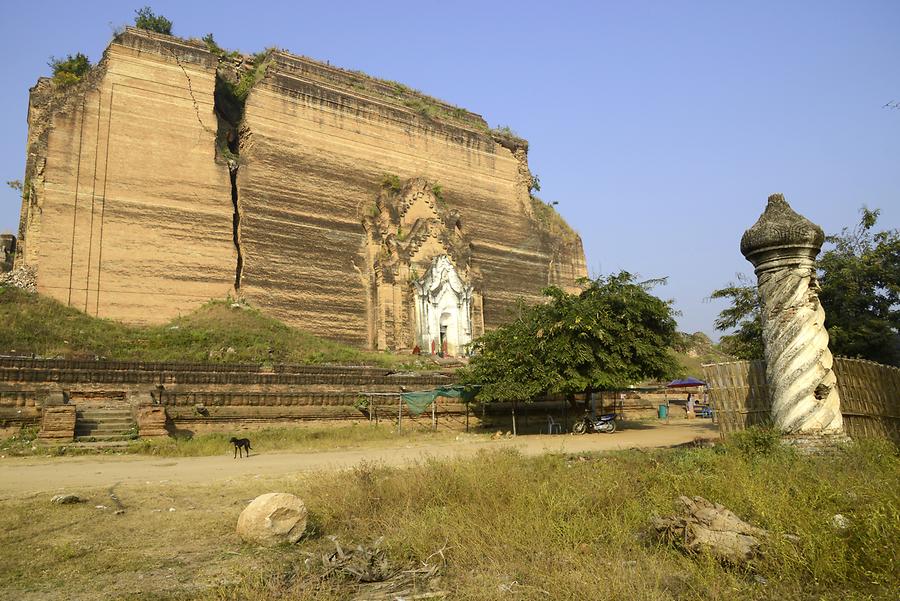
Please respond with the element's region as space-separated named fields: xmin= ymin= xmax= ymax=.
xmin=1 ymin=1 xmax=897 ymax=337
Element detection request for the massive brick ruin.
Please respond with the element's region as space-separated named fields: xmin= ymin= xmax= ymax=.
xmin=15 ymin=28 xmax=587 ymax=353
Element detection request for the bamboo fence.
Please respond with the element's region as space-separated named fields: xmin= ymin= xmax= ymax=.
xmin=703 ymin=357 xmax=899 ymax=442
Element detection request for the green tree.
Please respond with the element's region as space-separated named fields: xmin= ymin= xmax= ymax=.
xmin=461 ymin=272 xmax=680 ymax=403
xmin=134 ymin=6 xmax=173 ymax=35
xmin=709 ymin=273 xmax=764 ymax=360
xmin=48 ymin=53 xmax=91 ymax=86
xmin=202 ymin=33 xmax=224 ymax=55
xmin=711 ymin=207 xmax=899 ymax=366
xmin=819 ymin=208 xmax=899 ymax=366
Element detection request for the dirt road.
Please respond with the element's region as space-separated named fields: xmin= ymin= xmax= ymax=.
xmin=0 ymin=421 xmax=717 ymax=497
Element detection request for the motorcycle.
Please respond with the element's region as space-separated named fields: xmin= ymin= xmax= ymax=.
xmin=572 ymin=411 xmax=617 ymax=434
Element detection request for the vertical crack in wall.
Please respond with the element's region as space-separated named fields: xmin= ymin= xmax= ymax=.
xmin=214 ymin=65 xmax=244 ymax=291
xmin=211 ymin=51 xmax=272 ymax=292
xmin=230 ymin=161 xmax=243 ymax=289
xmin=167 ymin=49 xmax=212 ymax=134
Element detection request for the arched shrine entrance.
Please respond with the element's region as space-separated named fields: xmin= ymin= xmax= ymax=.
xmin=362 ymin=178 xmax=483 ymax=356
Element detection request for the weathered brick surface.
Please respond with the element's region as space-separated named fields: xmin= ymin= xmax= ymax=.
xmin=1 ymin=358 xmax=456 ymax=433
xmin=39 ymin=405 xmax=76 ymax=441
xmin=137 ymin=405 xmax=168 ymax=437
xmin=17 ymin=27 xmax=586 ymax=350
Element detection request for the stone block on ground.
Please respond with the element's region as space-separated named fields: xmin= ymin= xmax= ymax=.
xmin=236 ymin=492 xmax=308 ymax=546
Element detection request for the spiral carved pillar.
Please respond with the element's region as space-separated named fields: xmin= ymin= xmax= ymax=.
xmin=741 ymin=195 xmax=843 ymax=434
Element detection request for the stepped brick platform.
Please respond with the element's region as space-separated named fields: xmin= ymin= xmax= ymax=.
xmin=0 ymin=357 xmax=456 ymax=437
xmin=3 ymin=357 xmax=707 ymax=439
xmin=74 ymin=407 xmax=136 ymax=441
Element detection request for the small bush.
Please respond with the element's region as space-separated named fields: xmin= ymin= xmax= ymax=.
xmin=491 ymin=125 xmax=519 ymax=138
xmin=217 ymin=142 xmax=239 ymax=165
xmin=250 ymin=49 xmax=271 ymax=64
xmin=134 ymin=6 xmax=172 ymax=35
xmin=381 ymin=173 xmax=401 ymax=192
xmin=201 ymin=33 xmax=223 ymax=55
xmin=431 ymin=183 xmax=444 ymax=203
xmin=729 ymin=425 xmax=783 ymax=457
xmin=231 ymin=51 xmax=272 ymax=101
xmin=48 ymin=53 xmax=91 ymax=86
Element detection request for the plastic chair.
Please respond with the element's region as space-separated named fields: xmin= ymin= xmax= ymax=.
xmin=547 ymin=415 xmax=562 ymax=434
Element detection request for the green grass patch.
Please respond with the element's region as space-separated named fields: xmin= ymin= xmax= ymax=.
xmin=0 ymin=437 xmax=896 ymax=599
xmin=0 ymin=286 xmax=427 ymax=368
xmin=125 ymin=424 xmax=461 ymax=457
xmin=0 ymin=423 xmax=461 ymax=458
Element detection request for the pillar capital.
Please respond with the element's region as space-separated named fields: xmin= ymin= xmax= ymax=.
xmin=740 ymin=194 xmax=825 ymax=274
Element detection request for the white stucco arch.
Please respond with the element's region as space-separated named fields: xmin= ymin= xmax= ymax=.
xmin=413 ymin=255 xmax=473 ymax=356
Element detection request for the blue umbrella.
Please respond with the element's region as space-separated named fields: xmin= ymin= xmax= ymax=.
xmin=667 ymin=377 xmax=706 ymax=388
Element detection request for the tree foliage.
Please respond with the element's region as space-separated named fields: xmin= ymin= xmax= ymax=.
xmin=134 ymin=6 xmax=173 ymax=35
xmin=818 ymin=208 xmax=900 ymax=366
xmin=48 ymin=53 xmax=91 ymax=86
xmin=709 ymin=273 xmax=764 ymax=360
xmin=460 ymin=272 xmax=681 ymax=402
xmin=712 ymin=207 xmax=899 ymax=366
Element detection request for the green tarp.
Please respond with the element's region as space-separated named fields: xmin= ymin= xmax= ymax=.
xmin=400 ymin=386 xmax=476 ymax=415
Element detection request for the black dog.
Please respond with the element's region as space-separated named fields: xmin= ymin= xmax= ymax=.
xmin=229 ymin=437 xmax=252 ymax=458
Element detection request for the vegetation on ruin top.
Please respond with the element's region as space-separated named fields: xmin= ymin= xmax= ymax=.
xmin=44 ymin=8 xmax=522 ymax=145
xmin=0 ymin=434 xmax=896 ymax=599
xmin=529 ymin=195 xmax=580 ymax=243
xmin=133 ymin=6 xmax=173 ymax=35
xmin=48 ymin=53 xmax=92 ymax=87
xmin=490 ymin=124 xmax=529 ymax=151
xmin=0 ymin=287 xmax=429 ymax=369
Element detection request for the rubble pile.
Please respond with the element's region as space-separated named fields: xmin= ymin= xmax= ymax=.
xmin=0 ymin=265 xmax=36 ymax=292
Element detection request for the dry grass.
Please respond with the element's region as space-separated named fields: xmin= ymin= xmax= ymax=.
xmin=0 ymin=435 xmax=897 ymax=600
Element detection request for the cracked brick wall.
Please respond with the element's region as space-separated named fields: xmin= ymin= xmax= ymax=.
xmin=18 ymin=29 xmax=235 ymax=323
xmin=18 ymin=27 xmax=587 ymax=347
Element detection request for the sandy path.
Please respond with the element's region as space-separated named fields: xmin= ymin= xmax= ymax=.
xmin=0 ymin=421 xmax=717 ymax=497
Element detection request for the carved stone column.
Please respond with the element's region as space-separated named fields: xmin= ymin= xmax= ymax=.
xmin=741 ymin=194 xmax=843 ymax=434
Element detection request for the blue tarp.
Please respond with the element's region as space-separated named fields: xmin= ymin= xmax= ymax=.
xmin=666 ymin=377 xmax=706 ymax=388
